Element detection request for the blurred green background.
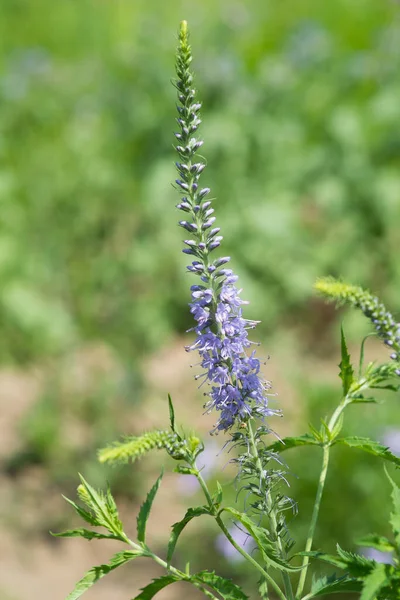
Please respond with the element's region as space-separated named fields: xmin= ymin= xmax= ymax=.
xmin=0 ymin=0 xmax=400 ymax=598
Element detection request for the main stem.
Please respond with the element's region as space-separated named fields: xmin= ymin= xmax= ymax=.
xmin=247 ymin=421 xmax=295 ymax=600
xmin=195 ymin=465 xmax=288 ymax=600
xmin=295 ymin=400 xmax=347 ymax=599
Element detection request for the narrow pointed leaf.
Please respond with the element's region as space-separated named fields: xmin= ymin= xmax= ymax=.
xmin=137 ymin=470 xmax=163 ymax=543
xmin=339 ymin=325 xmax=354 ymax=396
xmin=65 ymin=550 xmax=141 ymax=600
xmin=334 ymin=437 xmax=400 ymax=467
xmin=193 ymin=571 xmax=248 ymax=599
xmin=360 ymin=563 xmax=387 ymax=600
xmin=168 ymin=394 xmax=175 ymax=432
xmin=298 ymin=551 xmax=348 ymax=571
xmin=133 ymin=575 xmax=180 ymax=599
xmin=386 ymin=469 xmax=400 ymax=544
xmin=51 ymin=528 xmax=123 ymax=541
xmin=212 ymin=481 xmax=223 ymax=507
xmin=304 ymin=574 xmax=363 ymax=599
xmin=167 ymin=506 xmax=211 ymax=566
xmin=62 ymin=495 xmax=99 ymax=526
xmin=265 ymin=434 xmax=321 ymax=454
xmin=222 ymin=507 xmax=301 ymax=572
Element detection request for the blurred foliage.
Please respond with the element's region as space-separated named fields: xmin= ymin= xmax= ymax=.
xmin=0 ymin=0 xmax=400 ymax=596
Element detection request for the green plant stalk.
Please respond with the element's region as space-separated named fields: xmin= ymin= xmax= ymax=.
xmin=295 ymin=400 xmax=348 ymax=600
xmin=195 ymin=465 xmax=288 ymax=600
xmin=247 ymin=421 xmax=295 ymax=600
xmin=126 ymin=536 xmax=219 ymax=599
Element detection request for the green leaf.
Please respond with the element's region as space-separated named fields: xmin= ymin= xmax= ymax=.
xmin=50 ymin=528 xmax=123 ymax=542
xmin=356 ymin=533 xmax=396 ymax=553
xmin=386 ymin=469 xmax=400 ymax=545
xmin=137 ymin=470 xmax=163 ymax=544
xmin=133 ymin=575 xmax=180 ymax=599
xmin=194 ymin=571 xmax=249 ymax=600
xmin=336 ymin=545 xmax=375 ymax=577
xmin=221 ymin=507 xmax=301 ymax=572
xmin=350 ymin=396 xmax=378 ymax=404
xmin=62 ymin=495 xmax=99 ymax=527
xmin=360 ymin=563 xmax=387 ymax=600
xmin=298 ymin=551 xmax=348 ymax=571
xmin=77 ymin=475 xmax=123 ymax=535
xmin=334 ymin=437 xmax=400 ymax=467
xmin=265 ymin=434 xmax=321 ymax=453
xmin=370 ymin=384 xmax=400 ymax=392
xmin=174 ymin=465 xmax=197 ymax=475
xmin=168 ymin=394 xmax=175 ymax=432
xmin=330 ymin=413 xmax=344 ymax=441
xmin=339 ymin=325 xmax=354 ymax=396
xmin=212 ymin=481 xmax=223 ymax=507
xmin=167 ymin=506 xmax=211 ymax=567
xmin=258 ymin=577 xmax=268 ymax=600
xmin=303 ymin=574 xmax=363 ymax=599
xmin=65 ymin=550 xmax=141 ymax=600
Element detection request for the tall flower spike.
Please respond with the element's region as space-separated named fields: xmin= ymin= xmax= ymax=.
xmin=173 ymin=22 xmax=275 ymax=431
xmin=315 ymin=277 xmax=400 ymax=374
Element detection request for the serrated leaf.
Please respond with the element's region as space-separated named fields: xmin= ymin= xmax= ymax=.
xmin=336 ymin=545 xmax=375 ymax=577
xmin=221 ymin=507 xmax=301 ymax=572
xmin=77 ymin=475 xmax=123 ymax=535
xmin=334 ymin=437 xmax=400 ymax=467
xmin=65 ymin=550 xmax=141 ymax=600
xmin=168 ymin=394 xmax=175 ymax=432
xmin=386 ymin=469 xmax=400 ymax=545
xmin=137 ymin=470 xmax=163 ymax=544
xmin=265 ymin=434 xmax=321 ymax=454
xmin=339 ymin=325 xmax=354 ymax=396
xmin=167 ymin=506 xmax=211 ymax=567
xmin=62 ymin=495 xmax=99 ymax=527
xmin=133 ymin=575 xmax=180 ymax=599
xmin=50 ymin=528 xmax=123 ymax=542
xmin=360 ymin=563 xmax=387 ymax=600
xmin=356 ymin=534 xmax=396 ymax=553
xmin=303 ymin=574 xmax=363 ymax=599
xmin=194 ymin=571 xmax=248 ymax=599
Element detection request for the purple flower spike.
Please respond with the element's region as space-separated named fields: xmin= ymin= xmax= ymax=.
xmin=173 ymin=22 xmax=274 ymax=431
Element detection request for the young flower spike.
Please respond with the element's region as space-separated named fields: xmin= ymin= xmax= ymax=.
xmin=173 ymin=22 xmax=275 ymax=431
xmin=315 ymin=277 xmax=400 ymax=374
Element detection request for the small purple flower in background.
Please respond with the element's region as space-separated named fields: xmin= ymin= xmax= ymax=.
xmin=216 ymin=523 xmax=256 ymax=562
xmin=174 ymin=21 xmax=276 ymax=432
xmin=361 ymin=547 xmax=394 ymax=565
xmin=382 ymin=428 xmax=400 ymax=457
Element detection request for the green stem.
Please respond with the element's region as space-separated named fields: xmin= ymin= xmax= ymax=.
xmin=126 ymin=537 xmax=219 ymax=599
xmin=295 ymin=444 xmax=330 ymax=600
xmin=247 ymin=421 xmax=295 ymax=600
xmin=216 ymin=513 xmax=287 ymax=600
xmin=295 ymin=401 xmax=348 ymax=600
xmin=195 ymin=465 xmax=287 ymax=600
